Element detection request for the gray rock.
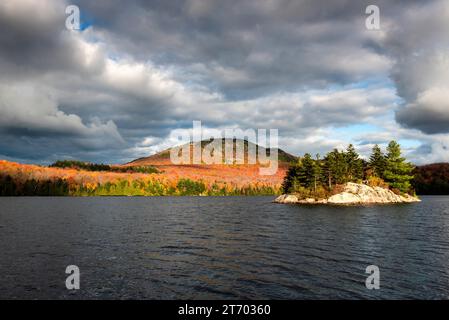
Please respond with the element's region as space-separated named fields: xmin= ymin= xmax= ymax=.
xmin=275 ymin=182 xmax=421 ymax=205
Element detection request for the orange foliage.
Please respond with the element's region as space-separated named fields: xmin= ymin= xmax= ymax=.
xmin=0 ymin=159 xmax=286 ymax=193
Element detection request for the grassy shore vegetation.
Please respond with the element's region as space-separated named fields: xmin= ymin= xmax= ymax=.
xmin=0 ymin=175 xmax=278 ymax=196
xmin=282 ymin=141 xmax=415 ymax=199
xmin=71 ymin=178 xmax=276 ymax=196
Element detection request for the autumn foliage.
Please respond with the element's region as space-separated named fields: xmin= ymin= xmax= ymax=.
xmin=0 ymin=160 xmax=285 ymax=196
xmin=413 ymin=163 xmax=449 ymax=195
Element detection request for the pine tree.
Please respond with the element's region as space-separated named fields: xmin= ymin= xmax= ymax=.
xmin=383 ymin=141 xmax=414 ymax=193
xmin=369 ymin=144 xmax=386 ymax=177
xmin=345 ymin=144 xmax=363 ymax=181
xmin=298 ymin=153 xmax=315 ymax=189
xmin=282 ymin=163 xmax=301 ymax=193
xmin=323 ymin=153 xmax=334 ymax=189
xmin=313 ymin=154 xmax=323 ymax=192
xmin=324 ymin=149 xmax=346 ymax=187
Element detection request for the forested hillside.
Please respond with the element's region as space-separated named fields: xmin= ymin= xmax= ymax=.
xmin=413 ymin=163 xmax=449 ymax=195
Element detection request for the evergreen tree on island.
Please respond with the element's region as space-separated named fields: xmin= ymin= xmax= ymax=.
xmin=323 ymin=149 xmax=346 ymax=188
xmin=281 ymin=140 xmax=416 ymax=198
xmin=313 ymin=154 xmax=323 ymax=192
xmin=281 ymin=162 xmax=301 ymax=193
xmin=369 ymin=144 xmax=386 ymax=177
xmin=298 ymin=153 xmax=315 ymax=189
xmin=383 ymin=141 xmax=414 ymax=193
xmin=345 ymin=144 xmax=363 ymax=182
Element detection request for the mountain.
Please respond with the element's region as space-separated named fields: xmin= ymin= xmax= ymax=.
xmin=126 ymin=139 xmax=298 ymax=166
xmin=0 ymin=139 xmax=296 ymax=196
xmin=124 ymin=139 xmax=297 ymax=188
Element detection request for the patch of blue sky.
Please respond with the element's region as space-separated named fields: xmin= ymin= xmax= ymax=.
xmin=397 ymin=139 xmax=421 ymax=149
xmin=333 ymin=123 xmax=383 ymax=141
xmin=348 ymin=77 xmax=396 ymax=90
xmin=78 ymin=11 xmax=94 ymax=31
xmin=332 ymin=123 xmax=421 ymax=151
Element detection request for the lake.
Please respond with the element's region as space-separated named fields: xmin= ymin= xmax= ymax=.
xmin=1 ymin=196 xmax=449 ymax=299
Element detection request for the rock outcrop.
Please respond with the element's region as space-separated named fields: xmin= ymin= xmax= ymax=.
xmin=275 ymin=182 xmax=421 ymax=205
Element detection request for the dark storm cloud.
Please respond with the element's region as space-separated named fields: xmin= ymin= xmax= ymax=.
xmin=0 ymin=1 xmax=106 ymax=78
xmin=388 ymin=0 xmax=449 ymax=134
xmin=396 ymin=88 xmax=449 ymax=134
xmin=72 ymin=0 xmax=395 ymax=98
xmin=0 ymin=0 xmax=448 ymax=163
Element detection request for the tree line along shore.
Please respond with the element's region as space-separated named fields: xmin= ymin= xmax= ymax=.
xmin=0 ymin=140 xmax=447 ymax=196
xmin=0 ymin=159 xmax=280 ymax=196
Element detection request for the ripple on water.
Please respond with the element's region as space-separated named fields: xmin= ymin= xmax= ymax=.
xmin=0 ymin=196 xmax=449 ymax=299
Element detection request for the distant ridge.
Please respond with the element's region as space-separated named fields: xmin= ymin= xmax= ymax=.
xmin=413 ymin=162 xmax=449 ymax=195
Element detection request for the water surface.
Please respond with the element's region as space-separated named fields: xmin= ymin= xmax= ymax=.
xmin=1 ymin=196 xmax=449 ymax=299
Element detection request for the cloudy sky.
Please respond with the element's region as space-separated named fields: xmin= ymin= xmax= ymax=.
xmin=1 ymin=0 xmax=449 ymax=164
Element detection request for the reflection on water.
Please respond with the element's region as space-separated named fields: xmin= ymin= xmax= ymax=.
xmin=1 ymin=196 xmax=449 ymax=299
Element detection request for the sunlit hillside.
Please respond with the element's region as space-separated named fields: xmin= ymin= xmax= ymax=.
xmin=0 ymin=140 xmax=293 ymax=196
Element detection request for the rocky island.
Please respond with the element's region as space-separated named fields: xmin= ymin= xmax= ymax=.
xmin=275 ymin=182 xmax=420 ymax=205
xmin=277 ymin=141 xmax=421 ymax=205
